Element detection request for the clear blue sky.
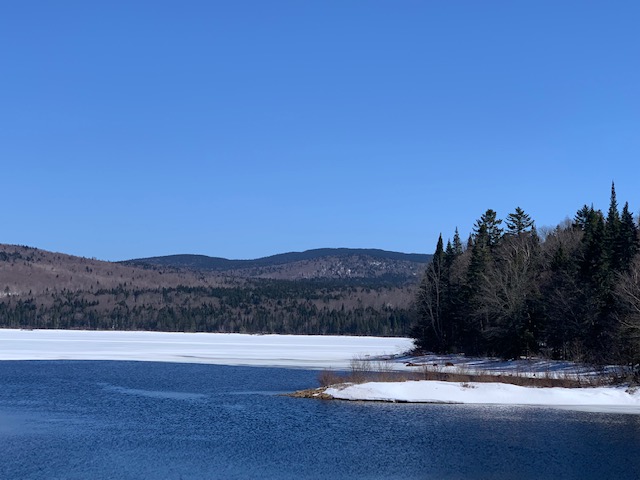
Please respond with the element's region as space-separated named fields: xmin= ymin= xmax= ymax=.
xmin=2 ymin=1 xmax=639 ymax=261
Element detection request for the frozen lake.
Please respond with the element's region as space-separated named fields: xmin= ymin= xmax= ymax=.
xmin=0 ymin=329 xmax=413 ymax=369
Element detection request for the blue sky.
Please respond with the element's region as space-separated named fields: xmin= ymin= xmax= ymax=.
xmin=2 ymin=1 xmax=639 ymax=261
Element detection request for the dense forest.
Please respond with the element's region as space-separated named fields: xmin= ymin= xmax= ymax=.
xmin=0 ymin=278 xmax=414 ymax=337
xmin=412 ymin=184 xmax=640 ymax=373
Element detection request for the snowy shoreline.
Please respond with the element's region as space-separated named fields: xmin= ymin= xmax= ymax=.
xmin=2 ymin=328 xmax=639 ymax=414
xmin=321 ymin=380 xmax=640 ymax=415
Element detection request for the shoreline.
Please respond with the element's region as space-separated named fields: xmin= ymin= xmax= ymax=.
xmin=3 ymin=328 xmax=639 ymax=415
xmin=289 ymin=380 xmax=640 ymax=415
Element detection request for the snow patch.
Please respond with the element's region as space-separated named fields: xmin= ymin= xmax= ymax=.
xmin=324 ymin=380 xmax=640 ymax=414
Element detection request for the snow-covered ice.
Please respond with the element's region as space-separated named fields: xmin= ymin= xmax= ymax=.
xmin=0 ymin=329 xmax=413 ymax=369
xmin=324 ymin=380 xmax=640 ymax=414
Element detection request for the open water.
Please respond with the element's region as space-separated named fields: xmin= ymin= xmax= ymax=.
xmin=0 ymin=361 xmax=639 ymax=479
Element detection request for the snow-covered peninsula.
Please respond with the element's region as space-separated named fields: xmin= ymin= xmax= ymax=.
xmin=323 ymin=380 xmax=640 ymax=414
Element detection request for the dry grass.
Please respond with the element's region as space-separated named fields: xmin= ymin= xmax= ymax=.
xmin=419 ymin=365 xmax=588 ymax=388
xmin=318 ymin=357 xmax=627 ymax=389
xmin=318 ymin=356 xmax=421 ymax=387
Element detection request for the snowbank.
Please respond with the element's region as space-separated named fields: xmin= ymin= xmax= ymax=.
xmin=324 ymin=380 xmax=640 ymax=414
xmin=0 ymin=329 xmax=413 ymax=369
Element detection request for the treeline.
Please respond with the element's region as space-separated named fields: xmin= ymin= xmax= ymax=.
xmin=413 ymin=184 xmax=640 ymax=370
xmin=0 ymin=279 xmax=414 ymax=336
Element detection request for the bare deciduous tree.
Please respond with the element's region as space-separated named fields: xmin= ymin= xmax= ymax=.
xmin=616 ymin=255 xmax=640 ymax=368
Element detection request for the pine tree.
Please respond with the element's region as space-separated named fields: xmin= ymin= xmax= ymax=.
xmin=606 ymin=182 xmax=622 ymax=271
xmin=574 ymin=204 xmax=594 ymax=231
xmin=579 ymin=205 xmax=619 ymax=363
xmin=505 ymin=207 xmax=534 ymax=235
xmin=413 ymin=235 xmax=449 ymax=352
xmin=469 ymin=223 xmax=490 ymax=283
xmin=444 ymin=240 xmax=456 ymax=270
xmin=452 ymin=227 xmax=464 ymax=255
xmin=445 ymin=239 xmax=454 ymax=257
xmin=445 ymin=228 xmax=464 ymax=270
xmin=473 ymin=209 xmax=503 ymax=247
xmin=619 ymin=202 xmax=639 ymax=271
xmin=579 ymin=207 xmax=609 ymax=289
xmin=465 ymin=218 xmax=495 ymax=354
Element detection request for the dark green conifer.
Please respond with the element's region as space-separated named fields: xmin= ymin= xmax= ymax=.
xmin=452 ymin=227 xmax=463 ymax=255
xmin=574 ymin=204 xmax=594 ymax=231
xmin=444 ymin=240 xmax=455 ymax=270
xmin=619 ymin=202 xmax=639 ymax=270
xmin=445 ymin=239 xmax=454 ymax=257
xmin=505 ymin=207 xmax=534 ymax=235
xmin=606 ymin=182 xmax=622 ymax=271
xmin=413 ymin=234 xmax=450 ymax=353
xmin=579 ymin=207 xmax=609 ymax=287
xmin=473 ymin=209 xmax=503 ymax=247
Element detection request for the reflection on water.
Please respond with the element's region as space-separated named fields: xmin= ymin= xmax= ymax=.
xmin=0 ymin=361 xmax=639 ymax=480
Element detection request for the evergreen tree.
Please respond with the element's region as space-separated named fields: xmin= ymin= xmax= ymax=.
xmin=505 ymin=207 xmax=534 ymax=235
xmin=574 ymin=204 xmax=594 ymax=231
xmin=444 ymin=240 xmax=455 ymax=270
xmin=468 ymin=223 xmax=490 ymax=283
xmin=452 ymin=228 xmax=464 ymax=255
xmin=413 ymin=235 xmax=450 ymax=352
xmin=466 ymin=234 xmax=474 ymax=250
xmin=606 ymin=182 xmax=622 ymax=271
xmin=445 ymin=228 xmax=464 ymax=270
xmin=541 ymin=227 xmax=589 ymax=360
xmin=445 ymin=240 xmax=454 ymax=257
xmin=579 ymin=207 xmax=609 ymax=289
xmin=578 ymin=205 xmax=620 ymax=363
xmin=465 ymin=217 xmax=496 ymax=354
xmin=473 ymin=209 xmax=503 ymax=247
xmin=619 ymin=202 xmax=639 ymax=271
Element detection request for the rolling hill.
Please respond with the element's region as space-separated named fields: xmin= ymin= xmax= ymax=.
xmin=0 ymin=244 xmax=430 ymax=336
xmin=123 ymin=248 xmax=431 ymax=283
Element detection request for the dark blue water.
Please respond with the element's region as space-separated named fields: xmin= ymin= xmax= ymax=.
xmin=0 ymin=361 xmax=639 ymax=479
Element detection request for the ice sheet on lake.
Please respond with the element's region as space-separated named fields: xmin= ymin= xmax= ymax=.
xmin=0 ymin=329 xmax=413 ymax=369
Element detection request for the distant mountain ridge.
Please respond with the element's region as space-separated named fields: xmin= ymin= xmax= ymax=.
xmin=124 ymin=248 xmax=431 ymax=270
xmin=122 ymin=248 xmax=432 ymax=282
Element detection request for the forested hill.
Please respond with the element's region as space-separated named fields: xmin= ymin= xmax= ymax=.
xmin=0 ymin=244 xmax=423 ymax=336
xmin=123 ymin=248 xmax=431 ymax=283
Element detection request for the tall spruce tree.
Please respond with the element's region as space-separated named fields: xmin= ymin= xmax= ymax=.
xmin=445 ymin=239 xmax=454 ymax=259
xmin=619 ymin=202 xmax=639 ymax=271
xmin=413 ymin=235 xmax=449 ymax=352
xmin=452 ymin=227 xmax=464 ymax=255
xmin=469 ymin=223 xmax=490 ymax=283
xmin=465 ymin=213 xmax=501 ymax=353
xmin=579 ymin=207 xmax=609 ymax=291
xmin=574 ymin=204 xmax=594 ymax=231
xmin=606 ymin=182 xmax=622 ymax=271
xmin=473 ymin=209 xmax=503 ymax=247
xmin=505 ymin=207 xmax=534 ymax=235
